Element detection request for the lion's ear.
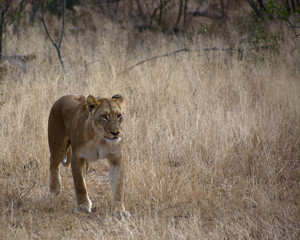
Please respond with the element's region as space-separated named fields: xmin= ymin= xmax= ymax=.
xmin=112 ymin=94 xmax=124 ymax=109
xmin=85 ymin=95 xmax=99 ymax=112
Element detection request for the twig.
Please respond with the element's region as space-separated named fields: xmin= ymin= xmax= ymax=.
xmin=127 ymin=47 xmax=241 ymax=71
xmin=40 ymin=0 xmax=66 ymax=71
xmin=128 ymin=48 xmax=188 ymax=70
xmin=13 ymin=182 xmax=36 ymax=203
xmin=287 ymin=19 xmax=300 ymax=37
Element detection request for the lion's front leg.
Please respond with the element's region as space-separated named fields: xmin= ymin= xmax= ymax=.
xmin=108 ymin=159 xmax=130 ymax=219
xmin=71 ymin=156 xmax=92 ymax=213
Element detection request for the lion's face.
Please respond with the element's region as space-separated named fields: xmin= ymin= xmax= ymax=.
xmin=85 ymin=94 xmax=124 ymax=144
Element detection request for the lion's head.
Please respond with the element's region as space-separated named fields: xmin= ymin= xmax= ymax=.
xmin=85 ymin=94 xmax=124 ymax=144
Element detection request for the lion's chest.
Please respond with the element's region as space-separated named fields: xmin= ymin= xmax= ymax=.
xmin=77 ymin=136 xmax=121 ymax=162
xmin=77 ymin=138 xmax=108 ymax=162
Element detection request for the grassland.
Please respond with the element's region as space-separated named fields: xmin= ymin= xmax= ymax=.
xmin=0 ymin=18 xmax=299 ymax=239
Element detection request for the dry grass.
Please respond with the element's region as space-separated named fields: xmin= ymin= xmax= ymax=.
xmin=0 ymin=20 xmax=299 ymax=239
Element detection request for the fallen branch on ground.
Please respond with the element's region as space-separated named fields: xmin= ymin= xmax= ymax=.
xmin=0 ymin=54 xmax=36 ymax=73
xmin=1 ymin=54 xmax=36 ymax=73
xmin=2 ymin=54 xmax=36 ymax=61
xmin=13 ymin=182 xmax=36 ymax=203
xmin=1 ymin=182 xmax=37 ymax=215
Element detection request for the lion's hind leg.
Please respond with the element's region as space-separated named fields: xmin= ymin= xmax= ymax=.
xmin=49 ymin=138 xmax=70 ymax=196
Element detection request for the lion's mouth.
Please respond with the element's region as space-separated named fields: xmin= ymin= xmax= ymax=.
xmin=104 ymin=136 xmax=121 ymax=144
xmin=104 ymin=136 xmax=119 ymax=140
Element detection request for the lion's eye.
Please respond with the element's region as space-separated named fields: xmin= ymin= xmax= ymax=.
xmin=117 ymin=114 xmax=122 ymax=119
xmin=100 ymin=114 xmax=108 ymax=120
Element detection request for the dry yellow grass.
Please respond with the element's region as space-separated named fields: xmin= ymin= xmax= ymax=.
xmin=0 ymin=20 xmax=299 ymax=239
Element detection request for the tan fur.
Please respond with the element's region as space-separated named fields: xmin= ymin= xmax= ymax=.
xmin=48 ymin=94 xmax=130 ymax=218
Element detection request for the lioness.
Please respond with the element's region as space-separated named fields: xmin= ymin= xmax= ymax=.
xmin=48 ymin=94 xmax=130 ymax=218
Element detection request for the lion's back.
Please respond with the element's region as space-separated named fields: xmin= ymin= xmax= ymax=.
xmin=48 ymin=95 xmax=85 ymax=143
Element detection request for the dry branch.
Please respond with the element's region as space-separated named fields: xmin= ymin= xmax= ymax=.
xmin=127 ymin=47 xmax=242 ymax=71
xmin=2 ymin=54 xmax=36 ymax=61
xmin=40 ymin=0 xmax=66 ymax=71
xmin=13 ymin=182 xmax=36 ymax=203
xmin=287 ymin=19 xmax=300 ymax=37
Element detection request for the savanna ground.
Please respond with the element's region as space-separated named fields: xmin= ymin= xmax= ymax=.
xmin=0 ymin=11 xmax=299 ymax=240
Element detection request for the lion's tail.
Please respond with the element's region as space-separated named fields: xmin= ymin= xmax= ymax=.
xmin=62 ymin=146 xmax=71 ymax=167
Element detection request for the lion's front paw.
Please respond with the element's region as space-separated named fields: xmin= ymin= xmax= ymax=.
xmin=49 ymin=171 xmax=61 ymax=195
xmin=76 ymin=204 xmax=92 ymax=213
xmin=49 ymin=185 xmax=60 ymax=195
xmin=76 ymin=197 xmax=92 ymax=213
xmin=49 ymin=180 xmax=61 ymax=195
xmin=113 ymin=210 xmax=131 ymax=220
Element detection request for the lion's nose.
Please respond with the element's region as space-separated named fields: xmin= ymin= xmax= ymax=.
xmin=110 ymin=131 xmax=120 ymax=136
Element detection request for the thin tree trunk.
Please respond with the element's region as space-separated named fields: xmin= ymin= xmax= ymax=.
xmin=176 ymin=0 xmax=183 ymax=26
xmin=114 ymin=0 xmax=120 ymax=22
xmin=158 ymin=0 xmax=163 ymax=26
xmin=257 ymin=0 xmax=266 ymax=11
xmin=41 ymin=0 xmax=66 ymax=71
xmin=183 ymin=0 xmax=188 ymax=26
xmin=246 ymin=0 xmax=264 ymax=20
xmin=220 ymin=0 xmax=225 ymax=17
xmin=0 ymin=1 xmax=10 ymax=61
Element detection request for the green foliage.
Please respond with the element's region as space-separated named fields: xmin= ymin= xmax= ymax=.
xmin=198 ymin=22 xmax=213 ymax=35
xmin=296 ymin=7 xmax=300 ymax=23
xmin=0 ymin=93 xmax=4 ymax=106
xmin=265 ymin=0 xmax=289 ymax=21
xmin=69 ymin=28 xmax=78 ymax=34
xmin=9 ymin=11 xmax=23 ymax=27
xmin=238 ymin=14 xmax=278 ymax=48
xmin=237 ymin=13 xmax=280 ymax=62
xmin=44 ymin=0 xmax=80 ymax=17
